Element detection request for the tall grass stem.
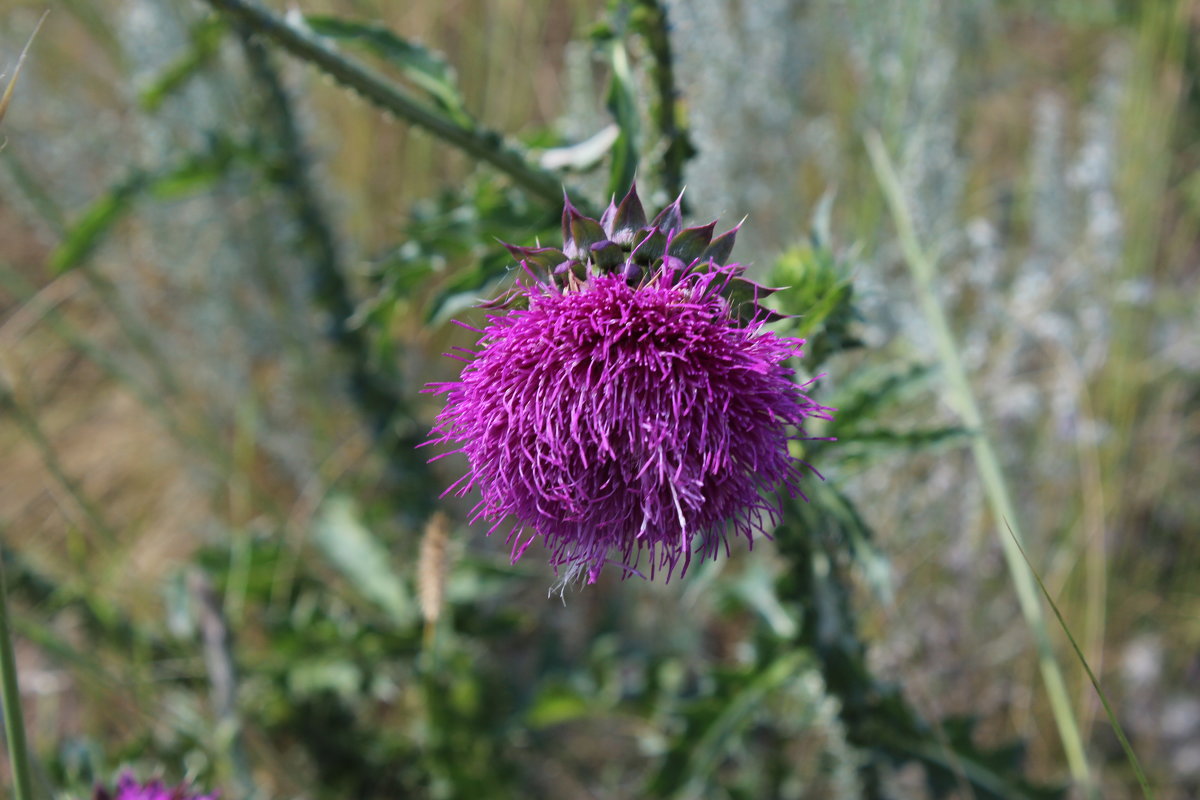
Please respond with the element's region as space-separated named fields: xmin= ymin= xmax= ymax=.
xmin=866 ymin=131 xmax=1095 ymax=793
xmin=1008 ymin=526 xmax=1155 ymax=799
xmin=0 ymin=549 xmax=36 ymax=800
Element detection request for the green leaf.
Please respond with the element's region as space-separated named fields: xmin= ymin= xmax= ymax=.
xmin=604 ymin=38 xmax=639 ymax=199
xmin=287 ymin=660 xmax=363 ymax=701
xmin=874 ymin=722 xmax=1067 ymax=800
xmin=49 ymin=174 xmax=147 ymax=274
xmin=525 ymin=683 xmax=591 ymax=728
xmin=645 ymin=651 xmax=812 ymax=797
xmin=147 ymin=140 xmax=242 ymax=199
xmin=138 ymin=18 xmax=225 ymax=111
xmin=50 ymin=138 xmax=247 ymax=274
xmin=304 ymin=15 xmax=471 ymax=125
xmin=827 ymin=362 xmax=937 ymax=431
xmin=312 ymin=495 xmax=415 ymax=626
xmin=538 ymin=124 xmax=619 ymax=172
xmin=384 ymin=259 xmax=436 ymax=297
xmin=833 ymin=426 xmax=973 ymax=459
xmin=731 ymin=560 xmax=798 ymax=639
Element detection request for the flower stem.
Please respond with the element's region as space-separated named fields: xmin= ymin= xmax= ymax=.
xmin=866 ymin=130 xmax=1095 ymax=795
xmin=200 ymin=0 xmax=568 ymax=207
xmin=0 ymin=548 xmax=35 ymax=800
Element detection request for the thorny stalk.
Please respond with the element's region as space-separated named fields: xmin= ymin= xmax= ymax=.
xmin=202 ymin=0 xmax=571 ymax=207
xmin=233 ymin=21 xmax=431 ymax=514
xmin=634 ymin=0 xmax=693 ymax=200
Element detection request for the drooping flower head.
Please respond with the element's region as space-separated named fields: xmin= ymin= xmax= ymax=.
xmin=92 ymin=772 xmax=217 ymax=800
xmin=424 ymin=185 xmax=831 ymax=585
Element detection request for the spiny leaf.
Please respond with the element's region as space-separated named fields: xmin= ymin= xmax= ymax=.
xmin=590 ymin=239 xmax=624 ymax=270
xmin=828 ymin=362 xmax=938 ymax=429
xmin=834 ymin=425 xmax=972 ymax=450
xmin=569 ymin=212 xmax=607 ymax=257
xmin=502 ymin=244 xmax=567 ymax=274
xmin=630 ymin=225 xmax=666 ymax=265
xmin=146 ymin=138 xmax=243 ymax=198
xmin=725 ymin=276 xmax=789 ymax=324
xmin=304 ymin=14 xmax=470 ymax=125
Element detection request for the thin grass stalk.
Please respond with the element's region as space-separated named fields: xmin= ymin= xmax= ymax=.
xmin=0 ymin=549 xmax=35 ymax=800
xmin=0 ymin=266 xmax=239 ymax=489
xmin=0 ymin=387 xmax=118 ymax=545
xmin=866 ymin=131 xmax=1094 ymax=793
xmin=1009 ymin=526 xmax=1155 ymax=799
xmin=1102 ymin=0 xmax=1186 ymax=552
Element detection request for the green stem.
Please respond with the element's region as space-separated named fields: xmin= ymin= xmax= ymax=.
xmin=231 ymin=20 xmax=432 ymax=517
xmin=634 ymin=0 xmax=693 ymax=201
xmin=200 ymin=0 xmax=567 ymax=207
xmin=0 ymin=549 xmax=35 ymax=800
xmin=866 ymin=130 xmax=1095 ymax=794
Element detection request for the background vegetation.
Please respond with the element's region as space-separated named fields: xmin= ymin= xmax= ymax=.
xmin=0 ymin=0 xmax=1197 ymax=797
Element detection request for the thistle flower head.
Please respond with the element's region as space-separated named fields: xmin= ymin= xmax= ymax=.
xmin=93 ymin=773 xmax=217 ymax=800
xmin=425 ymin=184 xmax=831 ymax=585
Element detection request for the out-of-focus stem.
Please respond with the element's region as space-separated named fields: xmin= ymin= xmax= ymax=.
xmin=635 ymin=0 xmax=693 ymax=201
xmin=0 ymin=549 xmax=36 ymax=800
xmin=232 ymin=20 xmax=431 ymax=516
xmin=190 ymin=571 xmax=255 ymax=798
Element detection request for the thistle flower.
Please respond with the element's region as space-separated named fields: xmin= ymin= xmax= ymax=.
xmin=92 ymin=772 xmax=217 ymax=800
xmin=424 ymin=185 xmax=831 ymax=585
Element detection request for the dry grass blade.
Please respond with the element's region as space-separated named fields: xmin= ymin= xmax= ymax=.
xmin=866 ymin=128 xmax=1095 ymax=794
xmin=0 ymin=10 xmax=49 ymax=131
xmin=1007 ymin=522 xmax=1156 ymax=800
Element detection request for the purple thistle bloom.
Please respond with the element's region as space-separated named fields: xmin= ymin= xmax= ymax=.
xmin=92 ymin=772 xmax=217 ymax=800
xmin=424 ymin=186 xmax=831 ymax=585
